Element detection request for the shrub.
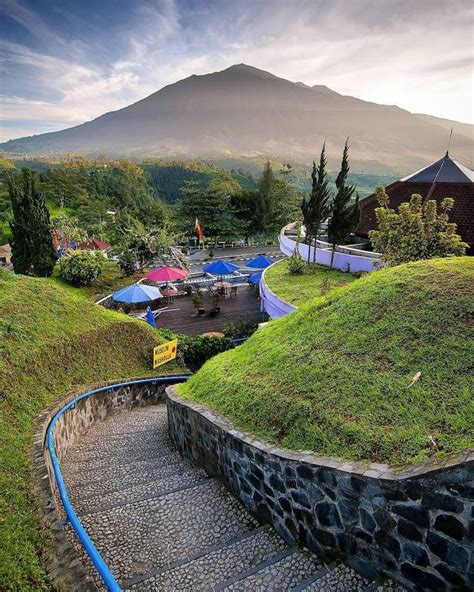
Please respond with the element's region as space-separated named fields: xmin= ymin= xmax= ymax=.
xmin=369 ymin=189 xmax=467 ymax=266
xmin=192 ymin=290 xmax=204 ymax=310
xmin=287 ymin=251 xmax=305 ymax=274
xmin=158 ymin=329 xmax=233 ymax=372
xmin=223 ymin=322 xmax=237 ymax=338
xmin=60 ymin=250 xmax=105 ymax=286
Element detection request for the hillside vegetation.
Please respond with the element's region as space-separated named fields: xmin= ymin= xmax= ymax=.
xmin=179 ymin=258 xmax=474 ymax=467
xmin=0 ymin=269 xmax=183 ymax=590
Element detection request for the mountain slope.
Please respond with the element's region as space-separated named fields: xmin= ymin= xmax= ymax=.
xmin=2 ymin=64 xmax=473 ymax=169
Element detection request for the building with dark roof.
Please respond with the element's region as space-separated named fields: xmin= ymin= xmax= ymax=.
xmin=357 ymin=152 xmax=474 ymax=251
xmin=78 ymin=237 xmax=111 ymax=251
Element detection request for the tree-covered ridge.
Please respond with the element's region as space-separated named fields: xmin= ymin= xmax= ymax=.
xmin=0 ymin=158 xmax=169 ymax=244
xmin=141 ymin=159 xmax=243 ymax=203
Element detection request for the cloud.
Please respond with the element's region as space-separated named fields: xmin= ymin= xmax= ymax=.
xmin=0 ymin=0 xmax=473 ymax=143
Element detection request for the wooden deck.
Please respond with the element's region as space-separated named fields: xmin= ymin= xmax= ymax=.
xmin=152 ymin=286 xmax=267 ymax=335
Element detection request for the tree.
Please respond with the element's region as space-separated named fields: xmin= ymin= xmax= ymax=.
xmin=301 ymin=144 xmax=332 ymax=262
xmin=178 ymin=177 xmax=242 ymax=241
xmin=257 ymin=161 xmax=276 ymax=230
xmin=117 ymin=250 xmax=138 ymax=276
xmin=327 ymin=140 xmax=360 ymax=267
xmin=231 ymin=189 xmax=261 ymax=244
xmin=116 ymin=227 xmax=174 ymax=270
xmin=232 ymin=162 xmax=300 ymax=242
xmin=51 ymin=213 xmax=88 ymax=247
xmin=369 ymin=190 xmax=467 ymax=265
xmin=8 ymin=168 xmax=56 ymax=276
xmin=60 ymin=250 xmax=105 ymax=286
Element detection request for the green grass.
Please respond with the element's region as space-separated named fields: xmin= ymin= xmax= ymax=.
xmin=179 ymin=258 xmax=474 ymax=467
xmin=265 ymin=259 xmax=360 ymax=306
xmin=0 ymin=269 xmax=183 ymax=590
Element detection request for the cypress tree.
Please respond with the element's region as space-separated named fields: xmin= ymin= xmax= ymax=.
xmin=301 ymin=143 xmax=332 ymax=262
xmin=9 ymin=168 xmax=56 ymax=277
xmin=327 ymin=140 xmax=361 ymax=267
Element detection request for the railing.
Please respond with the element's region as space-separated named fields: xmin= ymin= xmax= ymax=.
xmin=46 ymin=376 xmax=190 ymax=592
xmin=279 ymin=223 xmax=381 ymax=272
xmin=259 ymin=262 xmax=298 ymax=319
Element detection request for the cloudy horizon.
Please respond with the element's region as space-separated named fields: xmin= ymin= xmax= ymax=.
xmin=1 ymin=0 xmax=473 ymax=143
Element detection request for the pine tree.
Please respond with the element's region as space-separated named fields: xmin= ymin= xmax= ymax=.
xmin=9 ymin=168 xmax=56 ymax=277
xmin=327 ymin=140 xmax=360 ymax=267
xmin=301 ymin=143 xmax=332 ymax=262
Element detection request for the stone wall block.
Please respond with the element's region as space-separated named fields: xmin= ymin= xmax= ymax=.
xmin=166 ymin=387 xmax=474 ymax=591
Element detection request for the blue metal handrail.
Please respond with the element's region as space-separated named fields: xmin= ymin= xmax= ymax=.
xmin=46 ymin=375 xmax=190 ymax=592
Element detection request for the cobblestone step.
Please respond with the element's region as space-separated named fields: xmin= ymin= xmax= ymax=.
xmin=215 ymin=548 xmax=324 ymax=591
xmin=72 ymin=468 xmax=209 ymax=515
xmin=125 ymin=526 xmax=288 ymax=591
xmin=297 ymin=564 xmax=369 ymax=591
xmin=79 ymin=479 xmax=260 ymax=583
xmin=64 ymin=458 xmax=191 ymax=494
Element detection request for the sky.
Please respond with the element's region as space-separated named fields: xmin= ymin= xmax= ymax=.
xmin=1 ymin=0 xmax=473 ymax=142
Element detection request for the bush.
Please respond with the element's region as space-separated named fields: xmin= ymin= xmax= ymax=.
xmin=223 ymin=322 xmax=237 ymax=338
xmin=159 ymin=329 xmax=233 ymax=372
xmin=60 ymin=250 xmax=105 ymax=286
xmin=192 ymin=291 xmax=204 ymax=309
xmin=117 ymin=249 xmax=138 ymax=276
xmin=287 ymin=251 xmax=305 ymax=275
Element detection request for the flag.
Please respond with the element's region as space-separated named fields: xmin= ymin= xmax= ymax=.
xmin=195 ymin=218 xmax=204 ymax=244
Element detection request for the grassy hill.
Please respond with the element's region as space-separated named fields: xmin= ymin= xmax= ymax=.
xmin=0 ymin=269 xmax=183 ymax=590
xmin=264 ymin=259 xmax=361 ymax=307
xmin=179 ymin=258 xmax=474 ymax=467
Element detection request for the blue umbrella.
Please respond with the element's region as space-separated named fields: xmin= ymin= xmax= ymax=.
xmin=246 ymin=255 xmax=274 ymax=269
xmin=202 ymin=259 xmax=239 ymax=275
xmin=112 ymin=283 xmax=162 ymax=304
xmin=249 ymin=271 xmax=262 ymax=284
xmin=146 ymin=306 xmax=157 ymax=329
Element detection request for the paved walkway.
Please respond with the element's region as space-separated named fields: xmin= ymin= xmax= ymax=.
xmin=153 ymin=286 xmax=266 ymax=335
xmin=62 ymin=405 xmax=404 ymax=591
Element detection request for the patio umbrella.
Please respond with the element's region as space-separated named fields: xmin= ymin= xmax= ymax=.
xmin=146 ymin=306 xmax=157 ymax=329
xmin=202 ymin=259 xmax=239 ymax=275
xmin=146 ymin=265 xmax=188 ymax=283
xmin=249 ymin=271 xmax=263 ymax=284
xmin=246 ymin=255 xmax=274 ymax=269
xmin=112 ymin=283 xmax=162 ymax=303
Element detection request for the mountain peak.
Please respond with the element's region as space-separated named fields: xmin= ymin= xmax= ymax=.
xmin=1 ymin=63 xmax=472 ymax=171
xmin=218 ymin=63 xmax=282 ymax=81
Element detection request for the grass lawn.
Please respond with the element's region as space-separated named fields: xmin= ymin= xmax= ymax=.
xmin=0 ymin=269 xmax=184 ymax=591
xmin=179 ymin=258 xmax=474 ymax=467
xmin=264 ymin=259 xmax=360 ymax=307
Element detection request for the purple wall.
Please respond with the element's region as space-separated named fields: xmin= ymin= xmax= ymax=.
xmin=279 ymin=226 xmax=381 ymax=274
xmin=259 ymin=264 xmax=298 ymax=319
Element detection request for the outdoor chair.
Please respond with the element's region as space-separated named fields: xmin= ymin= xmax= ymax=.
xmin=230 ymin=286 xmax=238 ymax=298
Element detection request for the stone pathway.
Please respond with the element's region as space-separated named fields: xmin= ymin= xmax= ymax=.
xmin=62 ymin=405 xmax=404 ymax=591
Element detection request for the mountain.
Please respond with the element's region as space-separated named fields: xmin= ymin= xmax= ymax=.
xmin=1 ymin=64 xmax=473 ymax=170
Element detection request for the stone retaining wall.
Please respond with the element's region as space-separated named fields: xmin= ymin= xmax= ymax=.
xmin=32 ymin=378 xmax=169 ymax=591
xmin=166 ymin=387 xmax=474 ymax=592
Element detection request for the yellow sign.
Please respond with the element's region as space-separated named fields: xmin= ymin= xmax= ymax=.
xmin=153 ymin=339 xmax=178 ymax=368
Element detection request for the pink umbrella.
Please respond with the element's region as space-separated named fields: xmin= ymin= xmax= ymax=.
xmin=146 ymin=266 xmax=188 ymax=283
